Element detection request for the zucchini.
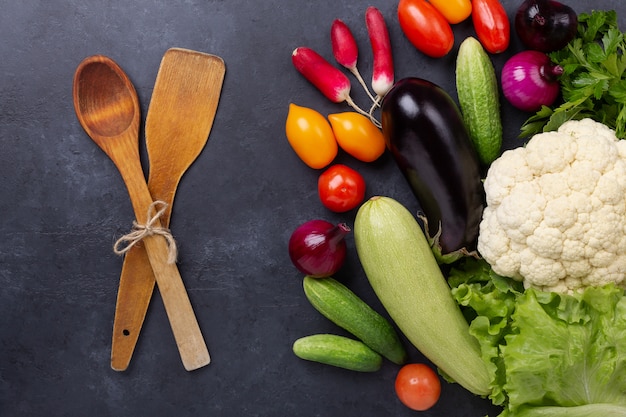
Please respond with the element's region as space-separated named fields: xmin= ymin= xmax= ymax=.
xmin=303 ymin=276 xmax=407 ymax=365
xmin=354 ymin=196 xmax=491 ymax=396
xmin=292 ymin=334 xmax=382 ymax=372
xmin=456 ymin=36 xmax=502 ymax=166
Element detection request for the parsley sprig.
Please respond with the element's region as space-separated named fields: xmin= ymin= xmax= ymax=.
xmin=520 ymin=10 xmax=626 ymax=139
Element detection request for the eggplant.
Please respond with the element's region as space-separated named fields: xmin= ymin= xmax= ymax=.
xmin=381 ymin=77 xmax=484 ymax=262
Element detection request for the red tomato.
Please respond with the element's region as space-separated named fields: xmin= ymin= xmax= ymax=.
xmin=318 ymin=164 xmax=366 ymax=213
xmin=472 ymin=0 xmax=510 ymax=54
xmin=395 ymin=363 xmax=441 ymax=411
xmin=397 ymin=0 xmax=454 ymax=58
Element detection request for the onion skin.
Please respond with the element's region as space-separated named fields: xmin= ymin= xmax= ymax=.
xmin=501 ymin=50 xmax=563 ymax=112
xmin=515 ymin=0 xmax=578 ymax=53
xmin=288 ymin=220 xmax=350 ymax=278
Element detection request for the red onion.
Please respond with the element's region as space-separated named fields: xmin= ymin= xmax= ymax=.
xmin=288 ymin=220 xmax=350 ymax=278
xmin=515 ymin=0 xmax=578 ymax=53
xmin=501 ymin=50 xmax=563 ymax=112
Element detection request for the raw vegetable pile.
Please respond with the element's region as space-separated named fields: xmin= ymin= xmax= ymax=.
xmin=283 ymin=1 xmax=626 ymax=416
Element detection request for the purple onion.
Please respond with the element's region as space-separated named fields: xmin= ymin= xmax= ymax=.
xmin=288 ymin=220 xmax=350 ymax=278
xmin=501 ymin=50 xmax=563 ymax=112
xmin=515 ymin=0 xmax=578 ymax=53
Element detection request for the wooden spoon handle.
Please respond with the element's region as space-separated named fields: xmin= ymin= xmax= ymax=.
xmin=111 ymin=244 xmax=156 ymax=371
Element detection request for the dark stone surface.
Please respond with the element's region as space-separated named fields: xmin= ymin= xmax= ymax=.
xmin=0 ymin=0 xmax=617 ymax=416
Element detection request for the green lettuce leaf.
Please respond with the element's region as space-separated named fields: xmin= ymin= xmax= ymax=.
xmin=449 ymin=259 xmax=523 ymax=406
xmin=501 ymin=404 xmax=626 ymax=417
xmin=448 ymin=259 xmax=626 ymax=417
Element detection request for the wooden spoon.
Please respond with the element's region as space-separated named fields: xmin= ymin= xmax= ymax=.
xmin=111 ymin=48 xmax=225 ymax=371
xmin=72 ymin=55 xmax=210 ymax=371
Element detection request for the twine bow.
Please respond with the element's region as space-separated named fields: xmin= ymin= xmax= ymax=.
xmin=113 ymin=200 xmax=178 ymax=264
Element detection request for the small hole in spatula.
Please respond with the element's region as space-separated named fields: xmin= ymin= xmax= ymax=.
xmin=123 ymin=329 xmax=130 ymax=336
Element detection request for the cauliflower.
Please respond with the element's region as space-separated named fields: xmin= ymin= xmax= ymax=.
xmin=478 ymin=118 xmax=626 ymax=293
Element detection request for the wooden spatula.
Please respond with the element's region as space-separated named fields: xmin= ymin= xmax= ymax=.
xmin=110 ymin=48 xmax=226 ymax=371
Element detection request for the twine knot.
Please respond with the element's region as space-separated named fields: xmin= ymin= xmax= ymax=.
xmin=113 ymin=200 xmax=178 ymax=264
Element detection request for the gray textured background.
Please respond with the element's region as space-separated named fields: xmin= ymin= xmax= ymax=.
xmin=0 ymin=0 xmax=619 ymax=416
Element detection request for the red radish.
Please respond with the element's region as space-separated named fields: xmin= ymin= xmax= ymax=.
xmin=292 ymin=46 xmax=371 ymax=119
xmin=331 ymin=19 xmax=358 ymax=70
xmin=366 ymin=7 xmax=394 ymax=103
xmin=292 ymin=47 xmax=350 ymax=103
xmin=331 ymin=19 xmax=376 ymax=103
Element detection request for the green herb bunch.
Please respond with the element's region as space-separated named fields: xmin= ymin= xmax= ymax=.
xmin=521 ymin=10 xmax=626 ymax=139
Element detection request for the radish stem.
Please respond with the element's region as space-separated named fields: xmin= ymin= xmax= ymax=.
xmin=347 ymin=96 xmax=381 ymax=127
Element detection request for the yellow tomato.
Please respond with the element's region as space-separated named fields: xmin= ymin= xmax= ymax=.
xmin=285 ymin=103 xmax=338 ymax=169
xmin=428 ymin=0 xmax=472 ymax=24
xmin=328 ymin=112 xmax=386 ymax=162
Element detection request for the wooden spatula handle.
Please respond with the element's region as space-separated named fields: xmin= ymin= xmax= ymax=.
xmin=142 ymin=234 xmax=210 ymax=371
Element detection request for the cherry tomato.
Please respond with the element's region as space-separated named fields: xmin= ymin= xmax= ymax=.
xmin=472 ymin=0 xmax=511 ymax=54
xmin=395 ymin=363 xmax=441 ymax=411
xmin=328 ymin=112 xmax=386 ymax=162
xmin=318 ymin=164 xmax=366 ymax=212
xmin=397 ymin=0 xmax=454 ymax=58
xmin=285 ymin=103 xmax=338 ymax=169
xmin=429 ymin=0 xmax=472 ymax=24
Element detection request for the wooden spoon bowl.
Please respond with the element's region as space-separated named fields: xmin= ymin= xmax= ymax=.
xmin=73 ymin=56 xmax=140 ymax=153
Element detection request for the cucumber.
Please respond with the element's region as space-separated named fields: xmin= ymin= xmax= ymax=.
xmin=293 ymin=334 xmax=382 ymax=372
xmin=354 ymin=196 xmax=491 ymax=396
xmin=303 ymin=276 xmax=407 ymax=365
xmin=456 ymin=36 xmax=502 ymax=166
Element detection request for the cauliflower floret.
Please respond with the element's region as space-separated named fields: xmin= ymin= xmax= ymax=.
xmin=543 ymin=195 xmax=576 ymax=231
xmin=478 ymin=118 xmax=626 ymax=293
xmin=482 ymin=148 xmax=534 ymax=206
xmin=524 ymin=130 xmax=577 ymax=175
